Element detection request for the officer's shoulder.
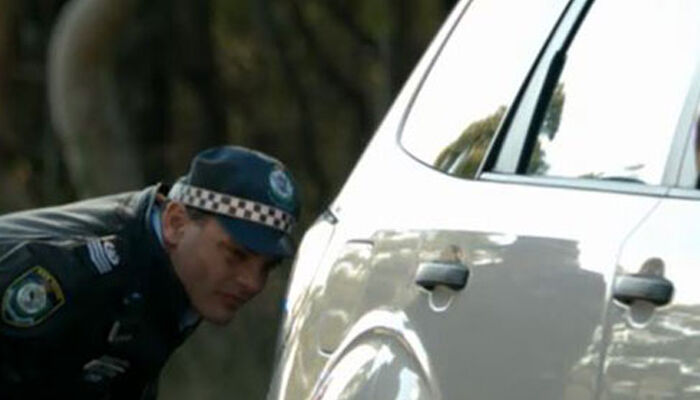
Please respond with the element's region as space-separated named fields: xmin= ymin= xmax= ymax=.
xmin=0 ymin=236 xmax=127 ymax=333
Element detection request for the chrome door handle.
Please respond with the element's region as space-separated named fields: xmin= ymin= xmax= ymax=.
xmin=612 ymin=274 xmax=674 ymax=306
xmin=415 ymin=261 xmax=469 ymax=291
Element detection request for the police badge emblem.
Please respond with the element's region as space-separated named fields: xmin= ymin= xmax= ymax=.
xmin=268 ymin=167 xmax=295 ymax=208
xmin=2 ymin=266 xmax=65 ymax=328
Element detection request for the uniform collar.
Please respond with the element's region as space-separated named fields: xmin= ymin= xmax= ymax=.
xmin=150 ymin=203 xmax=165 ymax=248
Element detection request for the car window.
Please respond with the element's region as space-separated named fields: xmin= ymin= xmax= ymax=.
xmin=524 ymin=0 xmax=700 ymax=185
xmin=399 ymin=0 xmax=568 ymax=179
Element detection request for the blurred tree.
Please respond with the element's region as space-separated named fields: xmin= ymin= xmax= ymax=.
xmin=527 ymin=83 xmax=566 ymax=175
xmin=0 ymin=0 xmax=74 ymax=210
xmin=434 ymin=83 xmax=566 ymax=179
xmin=542 ymin=84 xmax=565 ymax=140
xmin=434 ymin=106 xmax=506 ymax=179
xmin=48 ymin=0 xmax=229 ymax=196
xmin=0 ymin=0 xmax=14 ymax=161
xmin=48 ymin=0 xmax=143 ymax=196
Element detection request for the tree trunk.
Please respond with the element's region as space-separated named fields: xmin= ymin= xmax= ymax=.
xmin=47 ymin=0 xmax=142 ymax=197
xmin=388 ymin=0 xmax=414 ymax=96
xmin=0 ymin=0 xmax=14 ymax=156
xmin=252 ymin=0 xmax=332 ymax=207
xmin=173 ymin=0 xmax=227 ymax=149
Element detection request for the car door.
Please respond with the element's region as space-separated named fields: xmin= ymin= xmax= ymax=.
xmin=601 ymin=183 xmax=700 ymax=400
xmin=599 ymin=50 xmax=700 ymax=400
xmin=267 ymin=0 xmax=697 ymax=399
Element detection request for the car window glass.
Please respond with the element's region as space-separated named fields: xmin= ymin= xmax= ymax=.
xmin=525 ymin=0 xmax=700 ymax=185
xmin=400 ymin=0 xmax=568 ymax=179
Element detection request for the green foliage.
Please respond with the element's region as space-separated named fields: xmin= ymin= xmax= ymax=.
xmin=434 ymin=106 xmax=506 ymax=179
xmin=541 ymin=83 xmax=565 ymax=141
xmin=527 ymin=82 xmax=566 ymax=175
xmin=432 ymin=83 xmax=567 ymax=180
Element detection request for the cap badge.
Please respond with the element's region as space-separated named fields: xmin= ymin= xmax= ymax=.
xmin=269 ymin=168 xmax=294 ymax=207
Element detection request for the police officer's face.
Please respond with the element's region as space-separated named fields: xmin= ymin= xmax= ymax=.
xmin=163 ymin=203 xmax=277 ymax=325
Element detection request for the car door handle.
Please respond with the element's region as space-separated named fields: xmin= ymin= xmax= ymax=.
xmin=612 ymin=274 xmax=674 ymax=306
xmin=415 ymin=261 xmax=469 ymax=291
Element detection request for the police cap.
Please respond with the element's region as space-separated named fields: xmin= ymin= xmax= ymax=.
xmin=169 ymin=146 xmax=300 ymax=258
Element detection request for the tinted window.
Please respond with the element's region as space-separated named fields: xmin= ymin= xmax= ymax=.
xmin=400 ymin=0 xmax=568 ymax=179
xmin=525 ymin=0 xmax=700 ymax=185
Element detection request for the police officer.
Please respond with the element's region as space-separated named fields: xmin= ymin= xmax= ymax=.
xmin=0 ymin=146 xmax=300 ymax=399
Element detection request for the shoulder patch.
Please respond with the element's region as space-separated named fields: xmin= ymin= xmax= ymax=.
xmin=86 ymin=237 xmax=121 ymax=275
xmin=2 ymin=266 xmax=65 ymax=328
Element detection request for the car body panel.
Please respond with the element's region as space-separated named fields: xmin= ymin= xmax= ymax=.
xmin=599 ymin=198 xmax=700 ymax=400
xmin=268 ymin=127 xmax=664 ymax=399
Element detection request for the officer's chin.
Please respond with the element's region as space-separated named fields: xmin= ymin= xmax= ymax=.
xmin=202 ymin=308 xmax=237 ymax=326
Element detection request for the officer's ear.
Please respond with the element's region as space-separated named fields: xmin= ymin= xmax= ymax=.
xmin=162 ymin=202 xmax=190 ymax=248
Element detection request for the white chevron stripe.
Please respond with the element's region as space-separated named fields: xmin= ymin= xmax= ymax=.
xmin=87 ymin=240 xmax=112 ymax=274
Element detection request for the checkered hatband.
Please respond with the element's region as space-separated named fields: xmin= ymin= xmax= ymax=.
xmin=169 ymin=183 xmax=295 ymax=234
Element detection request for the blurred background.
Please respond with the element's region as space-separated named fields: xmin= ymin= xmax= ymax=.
xmin=0 ymin=0 xmax=456 ymax=398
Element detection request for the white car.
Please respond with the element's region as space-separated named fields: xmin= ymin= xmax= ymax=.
xmin=268 ymin=0 xmax=700 ymax=398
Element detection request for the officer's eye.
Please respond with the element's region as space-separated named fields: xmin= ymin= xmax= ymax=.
xmin=232 ymin=248 xmax=249 ymax=262
xmin=219 ymin=241 xmax=252 ymax=263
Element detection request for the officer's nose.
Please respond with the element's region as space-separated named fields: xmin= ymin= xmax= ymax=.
xmin=237 ymin=258 xmax=267 ymax=297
